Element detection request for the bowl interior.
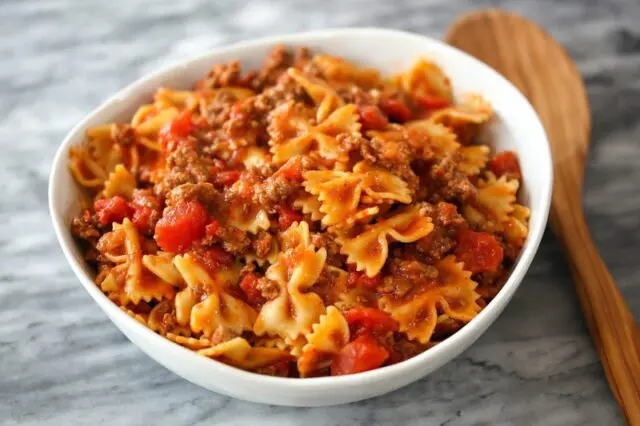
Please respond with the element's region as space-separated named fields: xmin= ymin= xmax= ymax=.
xmin=49 ymin=28 xmax=552 ymax=406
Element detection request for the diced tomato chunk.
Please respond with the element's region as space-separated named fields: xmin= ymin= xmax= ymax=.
xmin=488 ymin=151 xmax=522 ymax=180
xmin=94 ymin=196 xmax=134 ymax=226
xmin=159 ymin=110 xmax=193 ymax=151
xmin=131 ymin=205 xmax=154 ymax=234
xmin=358 ymin=105 xmax=389 ymax=131
xmin=347 ymin=269 xmax=382 ymax=289
xmin=277 ymin=205 xmax=304 ymax=231
xmin=279 ymin=160 xmax=303 ymax=182
xmin=154 ymin=200 xmax=209 ymax=253
xmin=198 ymin=246 xmax=234 ymax=274
xmin=129 ymin=192 xmax=161 ymax=234
xmin=331 ymin=335 xmax=389 ymax=376
xmin=346 ymin=308 xmax=398 ymax=334
xmin=212 ymin=170 xmax=241 ymax=187
xmin=454 ymin=230 xmax=504 ymax=274
xmin=379 ymin=98 xmax=412 ymax=122
xmin=415 ymin=94 xmax=450 ymax=110
xmin=239 ymin=273 xmax=265 ymax=307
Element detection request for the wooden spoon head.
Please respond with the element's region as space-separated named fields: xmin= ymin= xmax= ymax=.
xmin=446 ymin=9 xmax=592 ymax=198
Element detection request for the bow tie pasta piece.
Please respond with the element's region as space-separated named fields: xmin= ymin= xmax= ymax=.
xmin=390 ymin=58 xmax=453 ymax=104
xmin=268 ymin=102 xmax=316 ymax=163
xmin=429 ymin=94 xmax=493 ymax=126
xmin=69 ymin=127 xmax=127 ymax=188
xmin=270 ymin=103 xmax=361 ymax=164
xmin=304 ymin=170 xmax=363 ymax=227
xmin=337 ymin=205 xmax=434 ymax=277
xmin=154 ymin=88 xmax=201 ymax=111
xmin=405 ymin=120 xmax=460 ymax=159
xmin=228 ymin=205 xmax=270 ymax=234
xmin=312 ymin=104 xmax=361 ymax=161
xmin=173 ymin=254 xmax=257 ymax=337
xmin=379 ymin=256 xmax=481 ymax=344
xmin=404 ymin=120 xmax=489 ymax=176
xmin=287 ymin=68 xmax=344 ymax=122
xmin=101 ymin=164 xmax=136 ymax=199
xmin=96 ymin=264 xmax=130 ymax=306
xmin=352 ymin=161 xmax=412 ymax=204
xmin=165 ymin=333 xmax=215 ymax=350
xmin=243 ymin=238 xmax=279 ymax=267
xmin=147 ymin=300 xmax=192 ymax=337
xmin=292 ymin=192 xmax=324 ymax=222
xmin=280 ymin=219 xmax=312 ymax=250
xmin=303 ymin=164 xmax=410 ymax=228
xmin=198 ymin=337 xmax=293 ymax=371
xmin=313 ymin=55 xmax=381 ymax=88
xmin=458 ymin=145 xmax=490 ymax=176
xmin=502 ymin=204 xmax=531 ymax=248
xmin=253 ymin=222 xmax=327 ymax=340
xmin=122 ymin=307 xmax=148 ymax=325
xmin=134 ymin=106 xmax=179 ymax=136
xmin=256 ymin=336 xmax=307 ymax=358
xmin=142 ymin=252 xmax=184 ymax=287
xmin=428 ymin=94 xmax=493 ymax=143
xmin=298 ymin=306 xmax=350 ymax=377
xmin=466 ymin=171 xmax=519 ymax=224
xmin=96 ymin=219 xmax=175 ymax=305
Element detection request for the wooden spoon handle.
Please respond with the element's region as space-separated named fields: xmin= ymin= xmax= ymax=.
xmin=552 ymin=210 xmax=640 ymax=423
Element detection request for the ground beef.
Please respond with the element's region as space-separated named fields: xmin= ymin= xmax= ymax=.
xmin=223 ymin=98 xmax=266 ymax=146
xmin=414 ymin=201 xmax=466 ymax=261
xmin=198 ymin=60 xmax=243 ymax=90
xmin=155 ymin=143 xmax=211 ymax=196
xmin=502 ymin=239 xmax=521 ymax=263
xmin=252 ymin=156 xmax=313 ymax=209
xmin=420 ymin=201 xmax=466 ymax=228
xmin=360 ymin=136 xmax=419 ymax=195
xmin=198 ymin=91 xmax=237 ymax=130
xmin=309 ymin=266 xmax=343 ymax=306
xmin=256 ymin=276 xmax=280 ymax=301
xmin=415 ymin=228 xmax=456 ymax=261
xmin=380 ymin=259 xmax=439 ymax=299
xmin=427 ymin=153 xmax=475 ymax=202
xmin=252 ymin=231 xmax=274 ymax=259
xmin=71 ymin=209 xmax=101 ymax=244
xmin=252 ymin=173 xmax=297 ymax=207
xmin=215 ymin=224 xmax=251 ymax=255
xmin=311 ymin=232 xmax=342 ymax=267
xmin=252 ymin=45 xmax=313 ymax=90
xmin=110 ymin=124 xmax=135 ymax=146
xmin=165 ymin=182 xmax=225 ymax=216
xmin=96 ymin=229 xmax=126 ymax=257
xmin=474 ymin=267 xmax=508 ymax=301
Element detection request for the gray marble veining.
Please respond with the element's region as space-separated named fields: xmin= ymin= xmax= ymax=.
xmin=1 ymin=0 xmax=639 ymax=424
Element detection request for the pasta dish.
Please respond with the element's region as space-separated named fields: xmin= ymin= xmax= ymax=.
xmin=69 ymin=45 xmax=528 ymax=377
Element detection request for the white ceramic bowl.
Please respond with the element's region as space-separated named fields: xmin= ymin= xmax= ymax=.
xmin=49 ymin=28 xmax=552 ymax=407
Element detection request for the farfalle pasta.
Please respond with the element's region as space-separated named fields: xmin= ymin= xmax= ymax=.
xmin=69 ymin=45 xmax=529 ymax=378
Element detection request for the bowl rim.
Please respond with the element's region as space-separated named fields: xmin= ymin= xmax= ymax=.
xmin=48 ymin=27 xmax=553 ymax=391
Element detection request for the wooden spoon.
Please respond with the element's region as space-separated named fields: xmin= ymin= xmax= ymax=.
xmin=446 ymin=9 xmax=640 ymax=423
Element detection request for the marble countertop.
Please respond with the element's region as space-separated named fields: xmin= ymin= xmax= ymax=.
xmin=2 ymin=0 xmax=639 ymax=424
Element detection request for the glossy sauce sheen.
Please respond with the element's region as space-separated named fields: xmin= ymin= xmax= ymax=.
xmin=68 ymin=45 xmax=529 ymax=378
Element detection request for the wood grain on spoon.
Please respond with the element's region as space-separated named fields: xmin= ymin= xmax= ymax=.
xmin=446 ymin=9 xmax=640 ymax=423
